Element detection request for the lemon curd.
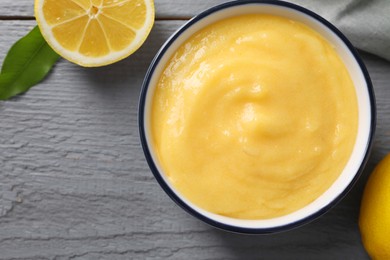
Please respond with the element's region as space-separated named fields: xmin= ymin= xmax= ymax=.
xmin=150 ymin=14 xmax=358 ymax=219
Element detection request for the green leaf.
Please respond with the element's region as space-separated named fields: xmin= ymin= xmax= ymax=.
xmin=0 ymin=25 xmax=60 ymax=100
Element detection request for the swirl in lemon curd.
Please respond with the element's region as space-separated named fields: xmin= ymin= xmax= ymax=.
xmin=150 ymin=14 xmax=358 ymax=219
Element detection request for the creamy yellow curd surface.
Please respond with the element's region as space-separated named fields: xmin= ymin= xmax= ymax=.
xmin=150 ymin=14 xmax=358 ymax=219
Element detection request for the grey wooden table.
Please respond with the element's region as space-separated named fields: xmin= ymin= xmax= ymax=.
xmin=1 ymin=1 xmax=389 ymax=259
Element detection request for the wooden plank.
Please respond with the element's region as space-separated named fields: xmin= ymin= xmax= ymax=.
xmin=1 ymin=0 xmax=389 ymax=63
xmin=0 ymin=0 xmax=383 ymax=20
xmin=0 ymin=0 xmax=224 ymax=18
xmin=0 ymin=0 xmax=352 ymax=18
xmin=1 ymin=19 xmax=389 ymax=259
xmin=0 ymin=0 xmax=33 ymax=18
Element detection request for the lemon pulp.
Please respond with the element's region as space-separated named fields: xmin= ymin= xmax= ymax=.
xmin=35 ymin=0 xmax=154 ymax=66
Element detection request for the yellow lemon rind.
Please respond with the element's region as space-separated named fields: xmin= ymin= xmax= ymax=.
xmin=34 ymin=0 xmax=155 ymax=67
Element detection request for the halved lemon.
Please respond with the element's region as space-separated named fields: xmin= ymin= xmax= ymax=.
xmin=35 ymin=0 xmax=155 ymax=67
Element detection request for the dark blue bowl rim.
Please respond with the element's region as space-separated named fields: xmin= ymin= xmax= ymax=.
xmin=138 ymin=0 xmax=376 ymax=234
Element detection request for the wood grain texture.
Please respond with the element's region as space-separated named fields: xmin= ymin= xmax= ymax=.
xmin=0 ymin=0 xmax=377 ymax=18
xmin=0 ymin=0 xmax=358 ymax=18
xmin=0 ymin=0 xmax=224 ymax=18
xmin=1 ymin=0 xmax=389 ymax=62
xmin=0 ymin=17 xmax=390 ymax=260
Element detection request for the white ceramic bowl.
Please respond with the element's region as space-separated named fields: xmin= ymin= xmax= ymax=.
xmin=139 ymin=0 xmax=376 ymax=233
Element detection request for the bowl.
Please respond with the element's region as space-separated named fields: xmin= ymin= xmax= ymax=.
xmin=138 ymin=0 xmax=376 ymax=233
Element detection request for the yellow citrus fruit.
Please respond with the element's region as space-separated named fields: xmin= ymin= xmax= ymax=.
xmin=359 ymin=153 xmax=390 ymax=260
xmin=35 ymin=0 xmax=155 ymax=67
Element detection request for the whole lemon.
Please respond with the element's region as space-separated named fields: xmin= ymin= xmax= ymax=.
xmin=359 ymin=153 xmax=390 ymax=259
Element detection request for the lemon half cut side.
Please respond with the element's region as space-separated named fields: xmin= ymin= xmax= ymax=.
xmin=35 ymin=0 xmax=155 ymax=67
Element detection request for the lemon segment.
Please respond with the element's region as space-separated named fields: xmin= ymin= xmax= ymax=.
xmin=79 ymin=19 xmax=110 ymax=57
xmin=98 ymin=14 xmax=136 ymax=51
xmin=43 ymin=0 xmax=87 ymax=25
xmin=102 ymin=0 xmax=147 ymax=29
xmin=71 ymin=0 xmax=92 ymax=10
xmin=35 ymin=0 xmax=155 ymax=67
xmin=102 ymin=0 xmax=129 ymax=6
xmin=52 ymin=15 xmax=89 ymax=51
xmin=91 ymin=0 xmax=103 ymax=6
